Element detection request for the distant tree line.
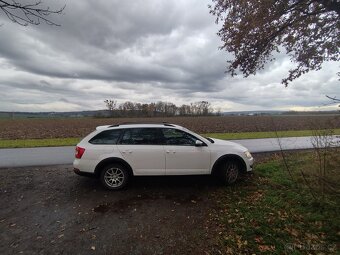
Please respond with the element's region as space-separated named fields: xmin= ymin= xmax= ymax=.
xmin=104 ymin=100 xmax=221 ymax=117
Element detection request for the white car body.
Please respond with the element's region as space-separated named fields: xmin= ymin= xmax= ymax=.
xmin=73 ymin=123 xmax=254 ymax=188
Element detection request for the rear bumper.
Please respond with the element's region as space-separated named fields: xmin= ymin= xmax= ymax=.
xmin=73 ymin=168 xmax=96 ymax=178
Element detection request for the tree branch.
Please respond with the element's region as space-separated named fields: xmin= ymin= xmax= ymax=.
xmin=315 ymin=0 xmax=340 ymax=15
xmin=326 ymin=95 xmax=340 ymax=102
xmin=0 ymin=0 xmax=65 ymax=26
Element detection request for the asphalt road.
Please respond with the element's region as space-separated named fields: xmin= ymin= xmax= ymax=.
xmin=0 ymin=136 xmax=339 ymax=168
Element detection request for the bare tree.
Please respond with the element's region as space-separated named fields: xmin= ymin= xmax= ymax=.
xmin=104 ymin=99 xmax=117 ymax=111
xmin=179 ymin=104 xmax=191 ymax=116
xmin=0 ymin=0 xmax=65 ymax=26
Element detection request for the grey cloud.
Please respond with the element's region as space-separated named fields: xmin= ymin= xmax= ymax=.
xmin=0 ymin=0 xmax=338 ymax=112
xmin=0 ymin=0 xmax=224 ymax=90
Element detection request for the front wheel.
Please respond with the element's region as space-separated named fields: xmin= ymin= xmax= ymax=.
xmin=100 ymin=164 xmax=129 ymax=190
xmin=220 ymin=160 xmax=240 ymax=185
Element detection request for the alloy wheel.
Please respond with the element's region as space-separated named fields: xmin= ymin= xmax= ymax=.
xmin=225 ymin=162 xmax=238 ymax=184
xmin=103 ymin=167 xmax=125 ymax=188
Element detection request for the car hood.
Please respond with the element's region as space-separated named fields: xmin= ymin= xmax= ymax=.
xmin=210 ymin=138 xmax=248 ymax=152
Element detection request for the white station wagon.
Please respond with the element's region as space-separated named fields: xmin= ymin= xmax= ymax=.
xmin=73 ymin=123 xmax=254 ymax=190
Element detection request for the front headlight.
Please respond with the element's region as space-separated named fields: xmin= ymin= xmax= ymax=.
xmin=244 ymin=150 xmax=252 ymax=159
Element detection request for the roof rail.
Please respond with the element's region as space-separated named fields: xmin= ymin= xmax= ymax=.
xmin=163 ymin=123 xmax=175 ymax=127
xmin=108 ymin=122 xmax=175 ymax=128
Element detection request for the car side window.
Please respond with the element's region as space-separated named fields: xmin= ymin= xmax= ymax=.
xmin=162 ymin=128 xmax=197 ymax=146
xmin=120 ymin=128 xmax=164 ymax=145
xmin=89 ymin=129 xmax=122 ymax=145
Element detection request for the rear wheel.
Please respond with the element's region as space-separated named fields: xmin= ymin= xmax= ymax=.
xmin=100 ymin=164 xmax=129 ymax=190
xmin=220 ymin=160 xmax=240 ymax=185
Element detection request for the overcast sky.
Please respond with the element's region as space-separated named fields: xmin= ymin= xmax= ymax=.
xmin=0 ymin=0 xmax=338 ymax=112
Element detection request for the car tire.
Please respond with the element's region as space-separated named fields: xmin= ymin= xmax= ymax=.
xmin=220 ymin=160 xmax=240 ymax=185
xmin=100 ymin=164 xmax=129 ymax=190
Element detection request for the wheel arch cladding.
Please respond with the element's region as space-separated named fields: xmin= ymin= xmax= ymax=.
xmin=94 ymin=157 xmax=134 ymax=177
xmin=211 ymin=154 xmax=247 ymax=175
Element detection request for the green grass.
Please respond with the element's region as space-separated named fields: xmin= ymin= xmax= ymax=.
xmin=0 ymin=128 xmax=339 ymax=148
xmin=0 ymin=138 xmax=80 ymax=148
xmin=210 ymin=151 xmax=339 ymax=254
xmin=204 ymin=128 xmax=340 ymax=140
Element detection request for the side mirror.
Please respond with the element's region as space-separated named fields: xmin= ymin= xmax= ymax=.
xmin=195 ymin=140 xmax=204 ymax=147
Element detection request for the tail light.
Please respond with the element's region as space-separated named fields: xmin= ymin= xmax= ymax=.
xmin=75 ymin=146 xmax=85 ymax=159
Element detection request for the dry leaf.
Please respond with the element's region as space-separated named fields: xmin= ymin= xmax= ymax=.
xmin=258 ymin=245 xmax=275 ymax=252
xmin=254 ymin=236 xmax=263 ymax=243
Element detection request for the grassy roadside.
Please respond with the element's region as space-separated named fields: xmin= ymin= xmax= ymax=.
xmin=0 ymin=138 xmax=80 ymax=148
xmin=208 ymin=151 xmax=339 ymax=254
xmin=0 ymin=129 xmax=339 ymax=148
xmin=205 ymin=128 xmax=340 ymax=140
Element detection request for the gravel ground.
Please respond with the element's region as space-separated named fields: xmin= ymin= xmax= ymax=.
xmin=0 ymin=165 xmax=223 ymax=255
xmin=0 ymin=153 xmax=276 ymax=255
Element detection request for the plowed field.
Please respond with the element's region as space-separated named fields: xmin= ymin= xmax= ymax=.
xmin=0 ymin=115 xmax=339 ymax=140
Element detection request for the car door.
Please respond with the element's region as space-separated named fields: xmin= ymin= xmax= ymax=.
xmin=117 ymin=128 xmax=166 ymax=175
xmin=162 ymin=128 xmax=210 ymax=175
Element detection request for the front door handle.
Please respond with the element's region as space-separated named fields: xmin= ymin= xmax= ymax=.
xmin=166 ymin=150 xmax=175 ymax=154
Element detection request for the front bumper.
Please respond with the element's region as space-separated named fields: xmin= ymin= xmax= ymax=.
xmin=246 ymin=157 xmax=254 ymax=172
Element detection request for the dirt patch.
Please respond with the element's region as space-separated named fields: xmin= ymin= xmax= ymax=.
xmin=1 ymin=115 xmax=339 ymax=139
xmin=0 ymin=165 xmax=223 ymax=255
